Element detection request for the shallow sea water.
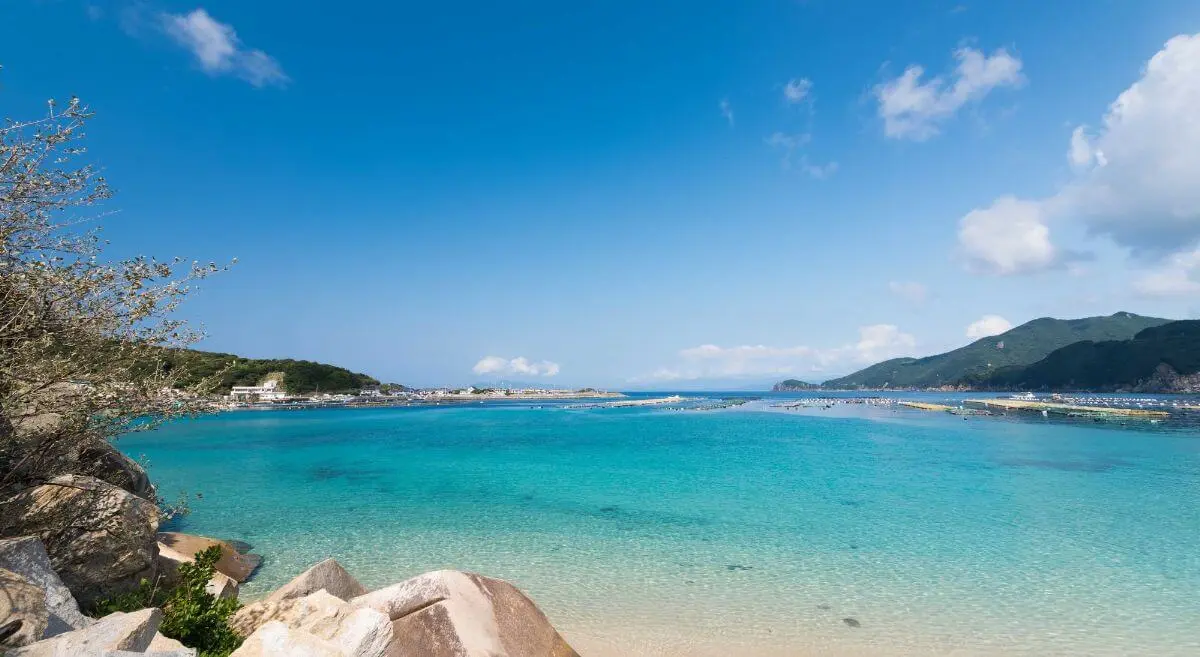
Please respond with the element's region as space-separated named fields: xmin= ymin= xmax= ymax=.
xmin=119 ymin=398 xmax=1200 ymax=656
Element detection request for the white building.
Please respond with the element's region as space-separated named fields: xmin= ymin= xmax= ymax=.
xmin=228 ymin=379 xmax=289 ymax=402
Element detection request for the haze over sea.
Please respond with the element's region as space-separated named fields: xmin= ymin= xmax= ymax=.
xmin=121 ymin=395 xmax=1200 ymax=657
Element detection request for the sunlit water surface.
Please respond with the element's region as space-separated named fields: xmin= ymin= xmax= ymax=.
xmin=120 ymin=396 xmax=1200 ymax=656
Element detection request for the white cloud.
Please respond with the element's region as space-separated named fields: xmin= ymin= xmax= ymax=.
xmin=966 ymin=315 xmax=1013 ymax=339
xmin=472 ymin=356 xmax=560 ymax=378
xmin=161 ymin=9 xmax=288 ymax=87
xmin=1058 ymin=32 xmax=1200 ymax=253
xmin=958 ymin=196 xmax=1057 ymax=274
xmin=798 ymin=157 xmax=838 ymax=180
xmin=956 ymin=32 xmax=1200 ymax=276
xmin=764 ymin=133 xmax=834 ymax=178
xmin=783 ymin=78 xmax=813 ymax=105
xmin=888 ymin=280 xmax=929 ymax=303
xmin=1133 ymin=248 xmax=1200 ymax=297
xmin=636 ymin=325 xmax=917 ymax=382
xmin=875 ymin=46 xmax=1024 ymax=140
xmin=719 ymin=98 xmax=734 ymax=126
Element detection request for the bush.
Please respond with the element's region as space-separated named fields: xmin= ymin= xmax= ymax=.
xmin=90 ymin=546 xmax=243 ymax=657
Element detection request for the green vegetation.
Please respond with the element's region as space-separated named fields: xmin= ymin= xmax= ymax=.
xmin=772 ymin=379 xmax=819 ymax=391
xmin=821 ymin=312 xmax=1169 ymax=389
xmin=154 ymin=349 xmax=380 ymax=394
xmin=966 ymin=320 xmax=1200 ymax=391
xmin=90 ymin=546 xmax=242 ymax=657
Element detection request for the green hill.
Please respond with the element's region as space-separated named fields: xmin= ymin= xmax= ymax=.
xmin=156 ymin=349 xmax=380 ymax=394
xmin=967 ymin=320 xmax=1200 ymax=392
xmin=820 ymin=312 xmax=1170 ymax=389
xmin=773 ymin=379 xmax=821 ymax=391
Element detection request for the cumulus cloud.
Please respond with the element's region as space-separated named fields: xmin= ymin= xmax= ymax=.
xmin=783 ymin=78 xmax=813 ymax=105
xmin=957 ymin=32 xmax=1200 ymax=276
xmin=472 ymin=356 xmax=560 ymax=377
xmin=958 ymin=196 xmax=1057 ymax=274
xmin=160 ymin=9 xmax=288 ymax=87
xmin=636 ymin=325 xmax=917 ymax=382
xmin=1133 ymin=248 xmax=1200 ymax=297
xmin=719 ymin=98 xmax=735 ymax=126
xmin=875 ymin=46 xmax=1024 ymax=140
xmin=966 ymin=315 xmax=1013 ymax=339
xmin=888 ymin=281 xmax=929 ymax=304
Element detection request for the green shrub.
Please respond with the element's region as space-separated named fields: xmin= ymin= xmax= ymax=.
xmin=90 ymin=546 xmax=243 ymax=657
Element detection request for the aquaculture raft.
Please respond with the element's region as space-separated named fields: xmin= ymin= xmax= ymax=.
xmin=963 ymin=398 xmax=1169 ymax=419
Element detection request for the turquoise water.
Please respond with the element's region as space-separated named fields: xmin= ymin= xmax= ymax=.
xmin=120 ymin=399 xmax=1200 ymax=656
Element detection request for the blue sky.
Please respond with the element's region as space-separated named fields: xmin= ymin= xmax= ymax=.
xmin=4 ymin=0 xmax=1200 ymax=388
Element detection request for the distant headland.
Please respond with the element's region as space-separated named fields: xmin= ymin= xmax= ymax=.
xmin=775 ymin=313 xmax=1200 ymax=394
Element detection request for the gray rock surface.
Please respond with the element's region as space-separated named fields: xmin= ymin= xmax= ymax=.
xmin=0 ymin=536 xmax=92 ymax=637
xmin=3 ymin=475 xmax=160 ymax=605
xmin=0 ymin=567 xmax=48 ymax=647
xmin=6 ymin=608 xmax=161 ymax=657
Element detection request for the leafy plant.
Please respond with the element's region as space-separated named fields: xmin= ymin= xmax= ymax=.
xmin=90 ymin=546 xmax=242 ymax=657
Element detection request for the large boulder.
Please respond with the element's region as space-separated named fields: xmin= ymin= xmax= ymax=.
xmin=261 ymin=558 xmax=365 ymax=602
xmin=229 ymin=590 xmax=391 ymax=657
xmin=0 ymin=536 xmax=92 ymax=637
xmin=2 ymin=475 xmax=159 ymax=605
xmin=7 ymin=608 xmax=161 ymax=657
xmin=229 ymin=621 xmax=343 ymax=657
xmin=75 ymin=438 xmax=154 ymax=500
xmin=351 ymin=570 xmax=579 ymax=657
xmin=0 ymin=567 xmax=48 ymax=648
xmin=157 ymin=532 xmax=262 ymax=582
xmin=231 ymin=558 xmax=365 ymax=636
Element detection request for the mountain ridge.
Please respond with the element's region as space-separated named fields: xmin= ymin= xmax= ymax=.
xmin=807 ymin=312 xmax=1171 ymax=390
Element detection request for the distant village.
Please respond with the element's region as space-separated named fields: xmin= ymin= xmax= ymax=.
xmin=219 ymin=379 xmax=622 ymax=409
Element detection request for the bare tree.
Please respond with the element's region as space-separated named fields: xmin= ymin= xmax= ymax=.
xmin=1 ymin=96 xmax=225 ymax=511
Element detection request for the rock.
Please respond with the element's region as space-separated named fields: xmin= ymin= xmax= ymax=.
xmin=156 ymin=532 xmax=262 ymax=583
xmin=207 ymin=570 xmax=240 ymax=600
xmin=843 ymin=617 xmax=861 ymax=628
xmin=0 ymin=567 xmax=48 ymax=647
xmin=7 ymin=608 xmax=161 ymax=657
xmin=231 ymin=589 xmax=392 ymax=657
xmin=156 ymin=540 xmax=241 ymax=600
xmin=2 ymin=475 xmax=159 ymax=605
xmin=149 ymin=631 xmax=193 ymax=653
xmin=230 ymin=557 xmax=366 ymax=637
xmin=76 ymin=438 xmax=154 ymax=499
xmin=230 ymin=621 xmax=343 ymax=657
xmin=264 ymin=558 xmax=365 ymax=603
xmin=0 ymin=536 xmax=92 ymax=637
xmin=351 ymin=570 xmax=579 ymax=657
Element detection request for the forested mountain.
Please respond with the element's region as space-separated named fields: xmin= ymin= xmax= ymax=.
xmin=819 ymin=312 xmax=1169 ymax=389
xmin=966 ymin=320 xmax=1200 ymax=392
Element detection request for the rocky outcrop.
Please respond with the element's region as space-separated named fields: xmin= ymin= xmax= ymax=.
xmin=230 ymin=621 xmax=344 ymax=657
xmin=75 ymin=439 xmax=154 ymax=500
xmin=0 ymin=536 xmax=92 ymax=638
xmin=230 ymin=559 xmax=367 ymax=638
xmin=230 ymin=560 xmax=575 ymax=657
xmin=156 ymin=534 xmax=255 ymax=601
xmin=0 ymin=567 xmax=47 ymax=648
xmin=1132 ymin=363 xmax=1200 ymax=393
xmin=230 ymin=590 xmax=392 ymax=657
xmin=2 ymin=475 xmax=159 ymax=605
xmin=156 ymin=532 xmax=262 ymax=583
xmin=352 ymin=570 xmax=580 ymax=657
xmin=7 ymin=608 xmax=162 ymax=657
